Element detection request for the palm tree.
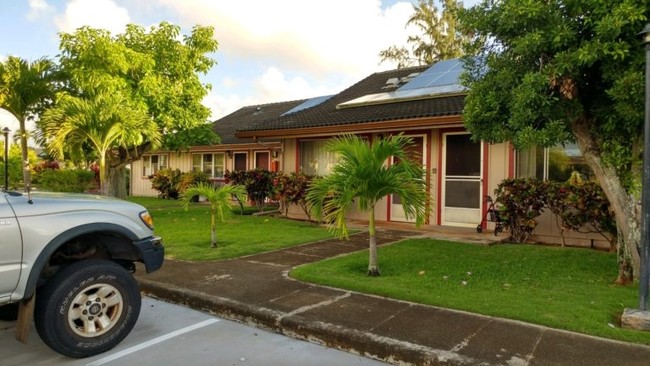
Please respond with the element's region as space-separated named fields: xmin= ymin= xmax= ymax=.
xmin=306 ymin=134 xmax=429 ymax=276
xmin=0 ymin=56 xmax=56 ymax=193
xmin=179 ymin=183 xmax=247 ymax=248
xmin=39 ymin=90 xmax=161 ymax=195
xmin=379 ymin=0 xmax=465 ymax=68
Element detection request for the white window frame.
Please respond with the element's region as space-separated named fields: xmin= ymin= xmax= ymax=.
xmin=515 ymin=142 xmax=590 ymax=181
xmin=142 ymin=154 xmax=168 ymax=177
xmin=192 ymin=153 xmax=226 ymax=178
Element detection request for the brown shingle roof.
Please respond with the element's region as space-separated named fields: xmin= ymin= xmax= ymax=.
xmin=237 ymin=65 xmax=465 ymax=135
xmin=212 ymin=99 xmax=308 ymax=144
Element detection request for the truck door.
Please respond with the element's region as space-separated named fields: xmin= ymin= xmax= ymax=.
xmin=0 ymin=194 xmax=22 ymax=302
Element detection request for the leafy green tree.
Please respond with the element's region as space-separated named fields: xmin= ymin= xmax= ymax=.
xmin=306 ymin=134 xmax=428 ymax=276
xmin=458 ymin=0 xmax=648 ymax=281
xmin=40 ymin=91 xmax=160 ymax=195
xmin=380 ymin=0 xmax=465 ymax=68
xmin=179 ymin=183 xmax=247 ymax=248
xmin=42 ymin=22 xmax=219 ymax=197
xmin=0 ymin=56 xmax=56 ymax=192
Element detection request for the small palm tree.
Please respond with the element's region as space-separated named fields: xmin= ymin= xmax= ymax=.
xmin=39 ymin=90 xmax=161 ymax=195
xmin=307 ymin=134 xmax=429 ymax=276
xmin=179 ymin=182 xmax=247 ymax=248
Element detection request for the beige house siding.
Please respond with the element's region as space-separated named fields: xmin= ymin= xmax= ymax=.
xmin=130 ymin=145 xmax=280 ymax=197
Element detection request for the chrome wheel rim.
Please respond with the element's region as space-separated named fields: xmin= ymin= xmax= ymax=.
xmin=67 ymin=283 xmax=123 ymax=337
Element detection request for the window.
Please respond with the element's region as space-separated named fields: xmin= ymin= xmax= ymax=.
xmin=142 ymin=155 xmax=168 ymax=176
xmin=300 ymin=140 xmax=338 ymax=176
xmin=516 ymin=143 xmax=592 ymax=181
xmin=192 ymin=153 xmax=225 ymax=178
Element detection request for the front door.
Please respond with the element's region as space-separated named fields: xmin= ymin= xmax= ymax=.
xmin=441 ymin=133 xmax=482 ymax=227
xmin=390 ymin=135 xmax=426 ymax=222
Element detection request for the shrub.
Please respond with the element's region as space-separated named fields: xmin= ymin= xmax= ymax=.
xmin=178 ymin=170 xmax=210 ymax=194
xmin=273 ymin=171 xmax=314 ymax=220
xmin=545 ymin=172 xmax=616 ymax=249
xmin=495 ymin=178 xmax=547 ymax=243
xmin=36 ymin=169 xmax=96 ymax=193
xmin=149 ymin=168 xmax=183 ymax=199
xmin=225 ymin=169 xmax=278 ymax=211
xmin=495 ymin=175 xmax=615 ymax=246
xmin=150 ymin=169 xmax=212 ymax=200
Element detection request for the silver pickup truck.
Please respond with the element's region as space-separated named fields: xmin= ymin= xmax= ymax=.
xmin=0 ymin=190 xmax=164 ymax=358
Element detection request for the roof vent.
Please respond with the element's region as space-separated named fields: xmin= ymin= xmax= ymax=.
xmin=384 ymin=77 xmax=399 ymax=86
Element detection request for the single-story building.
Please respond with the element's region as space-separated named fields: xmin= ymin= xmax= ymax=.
xmin=131 ymin=58 xmax=605 ymax=248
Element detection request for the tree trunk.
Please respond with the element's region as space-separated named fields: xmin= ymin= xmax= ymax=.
xmin=571 ymin=118 xmax=640 ymax=278
xmin=616 ymin=226 xmax=634 ymax=285
xmin=210 ymin=207 xmax=217 ymax=248
xmin=99 ymin=155 xmax=109 ymax=196
xmin=18 ymin=118 xmax=31 ymax=194
xmin=367 ymin=207 xmax=380 ymax=276
xmin=107 ymin=166 xmax=128 ymax=199
xmin=106 ymin=143 xmax=153 ymax=198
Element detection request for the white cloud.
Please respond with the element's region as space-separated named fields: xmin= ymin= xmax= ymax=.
xmin=154 ymin=0 xmax=415 ymax=118
xmin=54 ymin=0 xmax=130 ymax=35
xmin=27 ymin=0 xmax=55 ymax=21
xmin=153 ymin=0 xmax=412 ymax=80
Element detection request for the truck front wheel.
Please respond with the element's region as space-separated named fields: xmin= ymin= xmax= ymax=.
xmin=34 ymin=259 xmax=141 ymax=358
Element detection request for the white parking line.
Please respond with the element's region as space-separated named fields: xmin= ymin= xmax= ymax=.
xmin=85 ymin=318 xmax=221 ymax=366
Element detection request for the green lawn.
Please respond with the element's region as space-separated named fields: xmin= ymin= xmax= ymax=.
xmin=128 ymin=196 xmax=333 ymax=261
xmin=291 ymin=238 xmax=650 ymax=346
xmin=128 ymin=196 xmax=650 ymax=345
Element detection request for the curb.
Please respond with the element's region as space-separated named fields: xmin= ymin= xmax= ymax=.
xmin=138 ymin=278 xmax=478 ymax=365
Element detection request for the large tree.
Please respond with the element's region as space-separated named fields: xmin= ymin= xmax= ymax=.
xmin=0 ymin=56 xmax=56 ymax=193
xmin=306 ymin=134 xmax=428 ymax=276
xmin=44 ymin=22 xmax=219 ymax=197
xmin=380 ymin=0 xmax=466 ymax=68
xmin=458 ymin=0 xmax=649 ymax=282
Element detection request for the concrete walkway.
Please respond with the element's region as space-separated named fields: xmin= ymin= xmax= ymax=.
xmin=137 ymin=228 xmax=650 ymax=365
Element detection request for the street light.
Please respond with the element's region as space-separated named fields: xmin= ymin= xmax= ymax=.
xmin=639 ymin=23 xmax=650 ymax=311
xmin=2 ymin=127 xmax=9 ymax=191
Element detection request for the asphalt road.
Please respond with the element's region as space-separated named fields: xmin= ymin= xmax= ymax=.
xmin=0 ymin=297 xmax=387 ymax=366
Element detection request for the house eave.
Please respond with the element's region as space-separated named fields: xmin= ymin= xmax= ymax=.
xmin=236 ymin=115 xmax=463 ymax=139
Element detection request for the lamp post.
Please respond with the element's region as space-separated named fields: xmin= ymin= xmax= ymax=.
xmin=640 ymin=24 xmax=650 ymax=311
xmin=2 ymin=127 xmax=9 ymax=191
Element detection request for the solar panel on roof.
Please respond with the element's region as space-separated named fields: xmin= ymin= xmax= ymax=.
xmin=336 ymin=58 xmax=467 ymax=109
xmin=281 ymin=95 xmax=333 ymax=116
xmin=398 ymin=58 xmax=463 ymax=90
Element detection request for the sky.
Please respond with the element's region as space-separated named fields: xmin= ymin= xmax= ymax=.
xmin=0 ymin=0 xmax=478 ymax=133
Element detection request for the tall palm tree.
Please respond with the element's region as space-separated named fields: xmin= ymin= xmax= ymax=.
xmin=0 ymin=56 xmax=56 ymax=193
xmin=306 ymin=134 xmax=429 ymax=276
xmin=39 ymin=90 xmax=161 ymax=195
xmin=379 ymin=0 xmax=465 ymax=68
xmin=179 ymin=183 xmax=247 ymax=248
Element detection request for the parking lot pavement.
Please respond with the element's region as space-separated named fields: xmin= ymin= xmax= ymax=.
xmin=0 ymin=297 xmax=387 ymax=366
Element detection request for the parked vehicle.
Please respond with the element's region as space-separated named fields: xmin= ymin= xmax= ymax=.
xmin=0 ymin=190 xmax=164 ymax=358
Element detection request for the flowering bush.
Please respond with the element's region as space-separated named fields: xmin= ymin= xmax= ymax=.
xmin=495 ymin=176 xmax=614 ymax=246
xmin=495 ymin=178 xmax=547 ymax=243
xmin=150 ymin=169 xmax=211 ymax=199
xmin=225 ymin=169 xmax=278 ymax=211
xmin=273 ymin=171 xmax=315 ymax=219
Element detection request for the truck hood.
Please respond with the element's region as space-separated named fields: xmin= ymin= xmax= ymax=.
xmin=4 ymin=191 xmax=147 ymax=218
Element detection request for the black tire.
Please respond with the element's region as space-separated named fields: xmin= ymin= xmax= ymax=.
xmin=34 ymin=259 xmax=141 ymax=358
xmin=476 ymin=225 xmax=482 ymax=233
